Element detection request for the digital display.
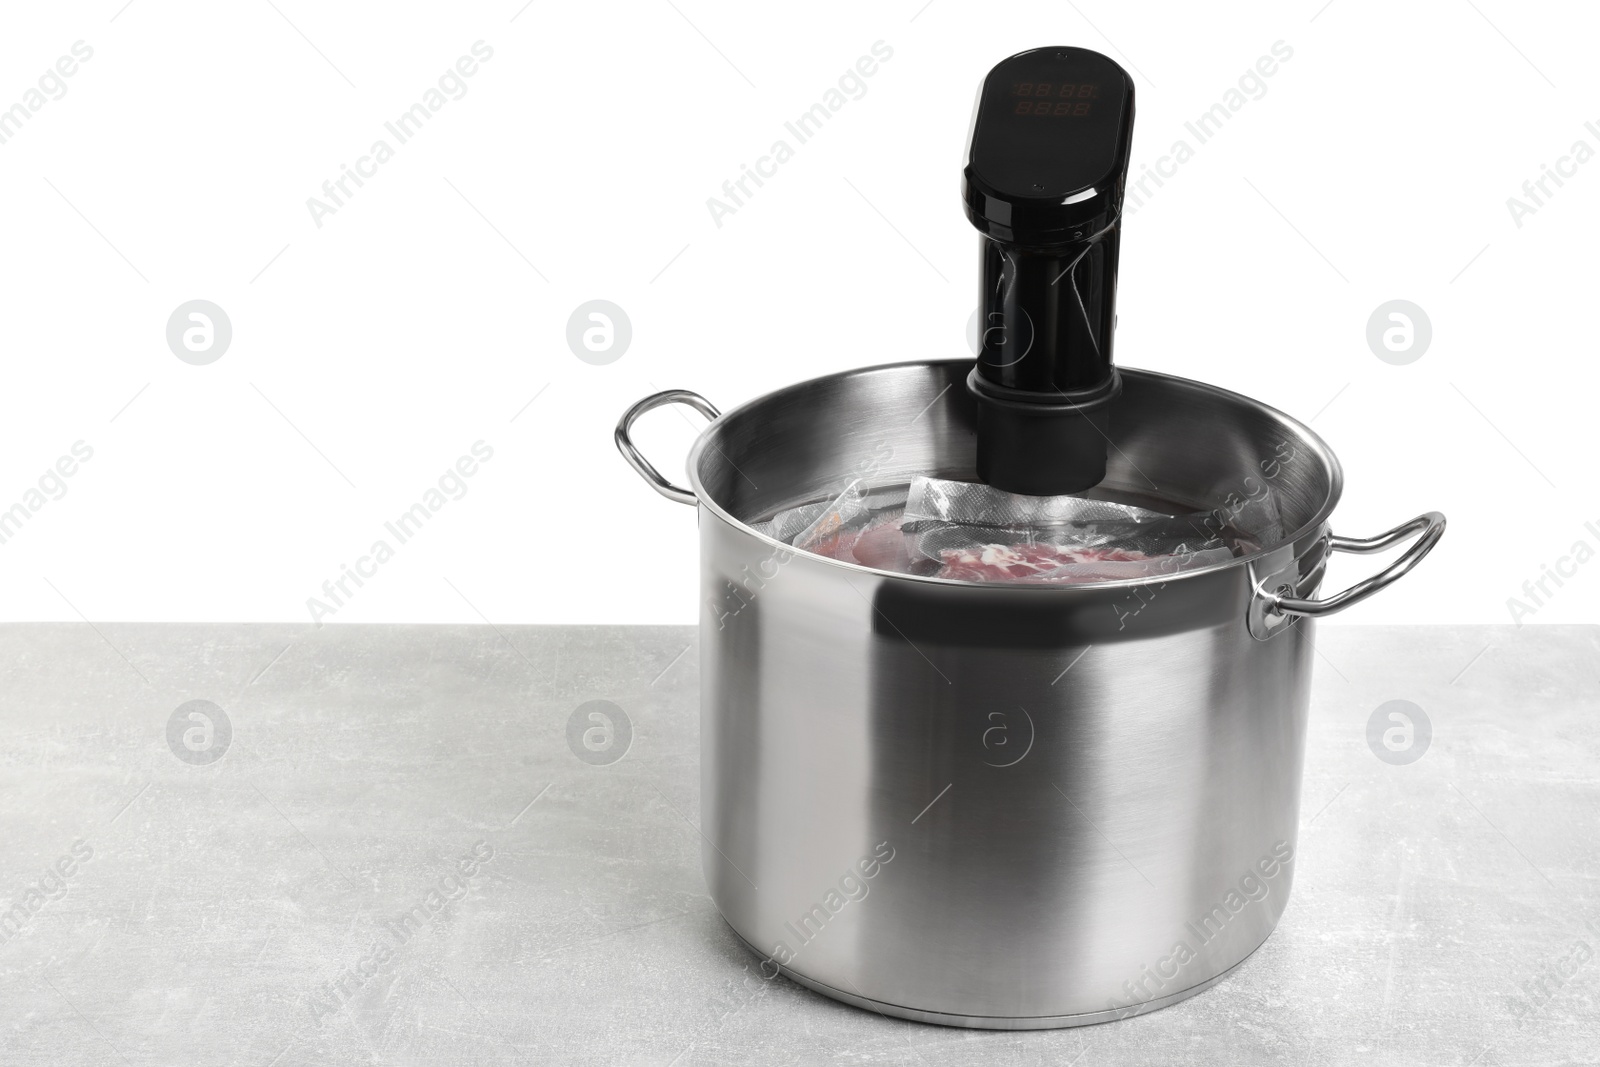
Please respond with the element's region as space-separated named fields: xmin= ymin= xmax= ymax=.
xmin=968 ymin=48 xmax=1131 ymax=201
xmin=1010 ymin=81 xmax=1098 ymax=117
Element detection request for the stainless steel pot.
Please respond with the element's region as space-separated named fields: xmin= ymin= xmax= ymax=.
xmin=616 ymin=359 xmax=1444 ymax=1029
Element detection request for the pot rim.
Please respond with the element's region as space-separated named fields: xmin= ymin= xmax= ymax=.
xmin=685 ymin=359 xmax=1345 ymax=592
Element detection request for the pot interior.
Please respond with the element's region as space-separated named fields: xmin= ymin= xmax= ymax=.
xmin=691 ymin=361 xmax=1341 ymax=553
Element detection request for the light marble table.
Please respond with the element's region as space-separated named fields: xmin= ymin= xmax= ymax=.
xmin=0 ymin=623 xmax=1595 ymax=1066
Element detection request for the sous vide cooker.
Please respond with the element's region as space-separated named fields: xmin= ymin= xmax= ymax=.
xmin=965 ymin=46 xmax=1133 ymax=496
xmin=614 ymin=46 xmax=1445 ymax=1028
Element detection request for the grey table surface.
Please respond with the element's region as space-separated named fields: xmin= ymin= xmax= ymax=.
xmin=0 ymin=622 xmax=1596 ymax=1066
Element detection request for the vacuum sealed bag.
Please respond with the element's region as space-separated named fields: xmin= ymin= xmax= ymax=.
xmin=899 ymin=477 xmax=1239 ymax=582
xmin=757 ymin=475 xmax=1279 ymax=584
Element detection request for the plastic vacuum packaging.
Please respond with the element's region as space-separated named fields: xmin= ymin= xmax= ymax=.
xmin=756 ymin=475 xmax=1277 ymax=584
xmin=751 ymin=480 xmax=932 ymax=576
xmin=901 ymin=477 xmax=1239 ymax=582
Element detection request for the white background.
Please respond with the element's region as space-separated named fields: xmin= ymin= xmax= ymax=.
xmin=0 ymin=0 xmax=1594 ymax=626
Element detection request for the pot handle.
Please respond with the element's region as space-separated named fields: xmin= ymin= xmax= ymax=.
xmin=1265 ymin=511 xmax=1446 ymax=619
xmin=615 ymin=390 xmax=721 ymax=505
